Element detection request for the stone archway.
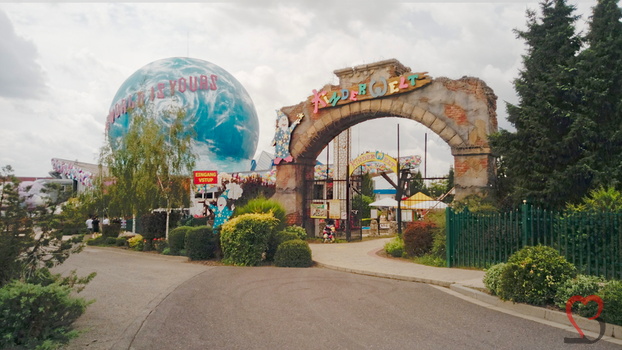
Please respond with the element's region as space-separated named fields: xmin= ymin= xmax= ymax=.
xmin=273 ymin=59 xmax=497 ymax=225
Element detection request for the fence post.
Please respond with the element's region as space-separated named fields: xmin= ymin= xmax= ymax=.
xmin=521 ymin=201 xmax=529 ymax=247
xmin=446 ymin=207 xmax=453 ymax=267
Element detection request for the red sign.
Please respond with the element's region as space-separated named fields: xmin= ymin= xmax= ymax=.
xmin=193 ymin=171 xmax=218 ymax=185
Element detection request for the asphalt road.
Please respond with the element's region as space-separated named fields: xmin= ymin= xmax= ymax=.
xmin=55 ymin=247 xmax=620 ymax=350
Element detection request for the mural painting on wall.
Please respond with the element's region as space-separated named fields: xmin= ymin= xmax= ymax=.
xmin=310 ymin=72 xmax=431 ymax=113
xmin=272 ymin=110 xmax=304 ymax=164
xmin=208 ymin=182 xmax=243 ymax=230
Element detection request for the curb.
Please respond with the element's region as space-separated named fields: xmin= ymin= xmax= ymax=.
xmin=449 ymin=284 xmax=622 ymax=342
xmin=313 ymin=259 xmax=622 ymax=343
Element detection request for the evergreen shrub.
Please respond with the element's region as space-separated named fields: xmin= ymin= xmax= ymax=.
xmin=384 ymin=237 xmax=404 ymax=258
xmin=105 ymin=237 xmax=117 ymax=245
xmin=115 ymin=236 xmax=127 ymax=247
xmin=185 ymin=227 xmax=217 ymax=261
xmin=220 ymin=213 xmax=279 ymax=266
xmin=0 ymin=281 xmax=90 ymax=349
xmin=498 ymin=246 xmax=576 ymax=305
xmin=483 ymin=263 xmax=507 ymax=296
xmin=282 ymin=225 xmax=308 ymax=240
xmin=600 ymin=280 xmax=622 ymax=325
xmin=402 ymin=221 xmax=436 ymax=257
xmin=169 ymin=226 xmax=192 ymax=255
xmin=86 ymin=236 xmax=106 ymax=246
xmin=235 ymin=197 xmax=286 ymax=230
xmin=274 ymin=239 xmax=313 ymax=267
xmin=101 ymin=222 xmax=121 ymax=238
xmin=554 ymin=274 xmax=603 ymax=318
xmin=127 ymin=234 xmax=144 ymax=251
xmin=266 ymin=230 xmax=300 ymax=261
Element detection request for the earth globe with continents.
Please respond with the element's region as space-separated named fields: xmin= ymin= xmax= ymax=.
xmin=106 ymin=57 xmax=259 ymax=172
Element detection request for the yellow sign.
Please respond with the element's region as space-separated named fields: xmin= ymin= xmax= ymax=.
xmin=349 ymin=152 xmax=397 ymax=175
xmin=310 ymin=202 xmax=327 ymax=219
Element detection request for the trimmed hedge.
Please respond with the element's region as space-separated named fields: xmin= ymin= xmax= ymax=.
xmin=169 ymin=226 xmax=192 ymax=255
xmin=600 ymin=280 xmax=622 ymax=325
xmin=0 ymin=281 xmax=90 ymax=349
xmin=266 ymin=230 xmax=300 ymax=261
xmin=185 ymin=227 xmax=218 ymax=261
xmin=483 ymin=263 xmax=506 ymax=296
xmin=274 ymin=239 xmax=313 ymax=267
xmin=220 ymin=213 xmax=279 ymax=266
xmin=101 ymin=222 xmax=121 ymax=238
xmin=282 ymin=225 xmax=308 ymax=240
xmin=554 ymin=274 xmax=603 ymax=318
xmin=498 ymin=245 xmax=576 ymax=305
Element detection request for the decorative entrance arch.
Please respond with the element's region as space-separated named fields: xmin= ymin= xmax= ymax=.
xmin=272 ymin=59 xmax=498 ymax=225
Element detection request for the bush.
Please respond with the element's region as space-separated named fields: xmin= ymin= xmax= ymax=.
xmin=101 ymin=222 xmax=121 ymax=239
xmin=169 ymin=226 xmax=192 ymax=255
xmin=127 ymin=234 xmax=144 ymax=251
xmin=86 ymin=235 xmax=106 ymax=246
xmin=282 ymin=225 xmax=308 ymax=240
xmin=266 ymin=230 xmax=300 ymax=261
xmin=220 ymin=213 xmax=279 ymax=266
xmin=402 ymin=221 xmax=436 ymax=257
xmin=384 ymin=237 xmax=404 ymax=258
xmin=554 ymin=274 xmax=603 ymax=318
xmin=483 ymin=263 xmax=507 ymax=296
xmin=139 ymin=211 xmax=181 ymax=240
xmin=105 ymin=237 xmax=117 ymax=245
xmin=274 ymin=239 xmax=313 ymax=267
xmin=0 ymin=281 xmax=90 ymax=349
xmin=498 ymin=245 xmax=577 ymax=305
xmin=185 ymin=227 xmax=218 ymax=261
xmin=116 ymin=236 xmax=128 ymax=247
xmin=235 ymin=197 xmax=286 ymax=230
xmin=153 ymin=238 xmax=168 ymax=253
xmin=600 ymin=280 xmax=622 ymax=325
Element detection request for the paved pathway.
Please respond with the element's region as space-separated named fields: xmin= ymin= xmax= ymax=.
xmin=310 ymin=238 xmax=486 ymax=290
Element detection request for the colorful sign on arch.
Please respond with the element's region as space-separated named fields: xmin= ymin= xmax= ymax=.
xmin=310 ymin=72 xmax=431 ymax=113
xmin=349 ymin=152 xmax=398 ymax=176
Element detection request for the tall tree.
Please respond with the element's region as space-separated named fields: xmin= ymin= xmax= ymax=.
xmin=100 ymin=105 xmax=196 ymax=237
xmin=577 ymin=0 xmax=622 ymax=187
xmin=0 ymin=166 xmax=84 ymax=286
xmin=490 ymin=0 xmax=585 ymax=209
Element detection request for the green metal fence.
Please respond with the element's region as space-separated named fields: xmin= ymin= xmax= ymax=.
xmin=446 ymin=204 xmax=622 ymax=279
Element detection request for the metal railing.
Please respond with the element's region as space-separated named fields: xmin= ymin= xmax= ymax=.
xmin=446 ymin=204 xmax=622 ymax=279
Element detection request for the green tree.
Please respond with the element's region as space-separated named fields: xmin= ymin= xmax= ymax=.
xmin=576 ymin=0 xmax=622 ymax=188
xmin=408 ymin=170 xmax=428 ymax=196
xmin=490 ymin=0 xmax=585 ymax=209
xmin=100 ymin=105 xmax=196 ymax=238
xmin=360 ymin=172 xmax=375 ymax=198
xmin=0 ymin=166 xmax=85 ymax=286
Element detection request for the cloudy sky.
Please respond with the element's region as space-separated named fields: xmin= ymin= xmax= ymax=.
xmin=0 ymin=1 xmax=598 ymax=182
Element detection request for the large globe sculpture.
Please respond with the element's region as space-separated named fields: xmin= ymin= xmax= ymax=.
xmin=106 ymin=57 xmax=259 ymax=172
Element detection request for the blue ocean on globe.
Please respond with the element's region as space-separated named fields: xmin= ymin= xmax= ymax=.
xmin=106 ymin=57 xmax=259 ymax=173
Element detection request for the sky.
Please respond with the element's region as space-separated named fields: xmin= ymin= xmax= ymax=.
xmin=0 ymin=1 xmax=599 ymax=182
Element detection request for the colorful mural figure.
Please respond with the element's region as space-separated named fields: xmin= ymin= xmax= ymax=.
xmin=208 ymin=182 xmax=243 ymax=230
xmin=272 ymin=111 xmax=304 ymax=165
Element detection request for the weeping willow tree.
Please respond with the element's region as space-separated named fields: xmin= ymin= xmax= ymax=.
xmin=100 ymin=105 xmax=196 ymax=238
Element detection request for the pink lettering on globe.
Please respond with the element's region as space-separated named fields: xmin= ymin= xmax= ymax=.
xmin=106 ymin=74 xmax=219 ymax=131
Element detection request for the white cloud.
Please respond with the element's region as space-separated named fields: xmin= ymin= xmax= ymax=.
xmin=0 ymin=1 xmax=599 ymax=178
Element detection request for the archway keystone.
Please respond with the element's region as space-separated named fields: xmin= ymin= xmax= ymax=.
xmin=272 ymin=59 xmax=498 ymax=225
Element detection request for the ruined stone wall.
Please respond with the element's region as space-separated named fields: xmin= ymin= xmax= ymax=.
xmin=274 ymin=59 xmax=498 ymax=222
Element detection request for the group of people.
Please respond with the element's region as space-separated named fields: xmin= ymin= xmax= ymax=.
xmin=85 ymin=215 xmax=110 ymax=236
